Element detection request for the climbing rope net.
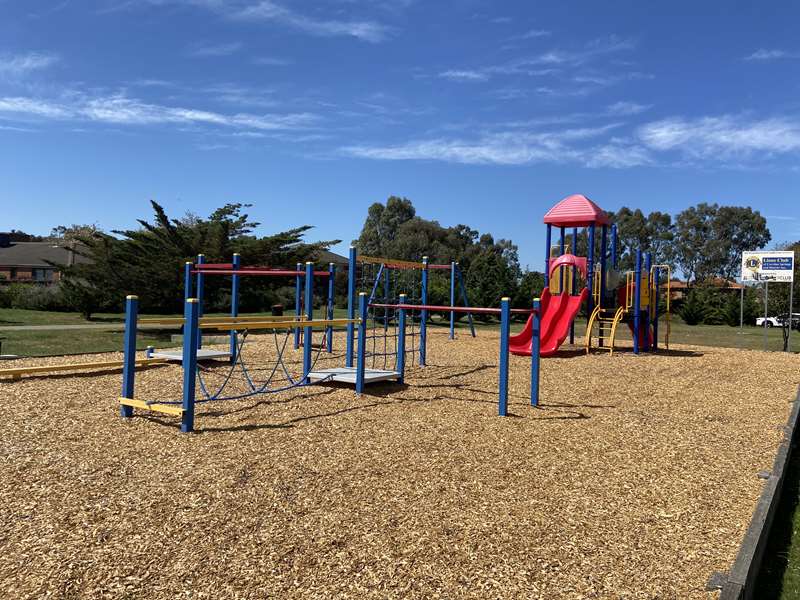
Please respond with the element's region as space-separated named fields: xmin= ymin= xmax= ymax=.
xmin=356 ymin=259 xmax=425 ymax=372
xmin=148 ymin=326 xmax=336 ymax=408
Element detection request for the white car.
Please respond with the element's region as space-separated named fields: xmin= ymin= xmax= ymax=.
xmin=756 ymin=313 xmax=800 ymax=328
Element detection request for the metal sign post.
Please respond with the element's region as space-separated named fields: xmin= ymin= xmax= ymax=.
xmin=764 ymin=281 xmax=769 ymax=352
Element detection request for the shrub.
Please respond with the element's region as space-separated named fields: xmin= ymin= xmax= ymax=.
xmin=679 ymin=290 xmax=706 ymax=325
xmin=7 ymin=284 xmax=67 ymax=311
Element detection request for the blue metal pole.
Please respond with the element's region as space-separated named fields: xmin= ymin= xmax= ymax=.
xmin=183 ymin=261 xmax=192 ymax=303
xmin=383 ymin=267 xmax=390 ymax=331
xmin=120 ymin=294 xmax=138 ymax=417
xmin=544 ymin=224 xmax=552 ymax=288
xmin=531 ymin=297 xmax=541 ymax=407
xmin=346 ymin=247 xmax=357 ymax=368
xmin=633 ymin=249 xmax=642 ymax=355
xmin=230 ymin=253 xmax=240 ymax=363
xmin=600 ymin=225 xmax=608 ymax=310
xmin=420 ymin=256 xmax=429 ymax=366
xmin=397 ymin=293 xmax=407 ymax=384
xmin=303 ymin=262 xmax=314 ymax=382
xmin=449 ymin=261 xmax=456 ymax=339
xmin=195 ymin=254 xmax=205 ymax=349
xmin=456 ymin=263 xmax=476 ymax=337
xmin=356 ymin=293 xmax=367 ymax=393
xmin=294 ymin=261 xmax=303 ymax=350
xmin=326 ymin=263 xmax=335 ymax=353
xmin=587 ymin=225 xmax=596 ymax=319
xmin=570 ymin=227 xmax=577 ymax=344
xmin=611 ymin=224 xmax=618 ymax=269
xmin=181 ymin=298 xmax=200 ymax=433
xmin=653 ymin=264 xmax=660 ymax=352
xmin=644 ymin=252 xmax=652 ymax=352
xmin=498 ymin=297 xmax=511 ymax=417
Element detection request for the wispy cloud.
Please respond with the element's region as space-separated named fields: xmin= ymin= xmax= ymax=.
xmin=606 ymin=101 xmax=651 ymax=116
xmin=0 ymin=93 xmax=317 ymax=132
xmin=233 ymin=1 xmax=391 ymax=42
xmin=514 ymin=28 xmax=551 ymax=40
xmin=341 ymin=124 xmax=633 ymax=167
xmin=744 ymin=49 xmax=800 ymax=61
xmin=439 ymin=69 xmax=489 ymax=82
xmin=638 ymin=115 xmax=800 ymax=159
xmin=0 ymin=52 xmax=59 ymax=76
xmin=252 ymin=56 xmax=292 ymax=66
xmin=186 ymin=41 xmax=243 ymax=57
xmin=439 ymin=35 xmax=635 ymax=84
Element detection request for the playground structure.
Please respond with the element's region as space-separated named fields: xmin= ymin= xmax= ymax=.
xmin=118 ymin=250 xmax=544 ymax=431
xmin=506 ymin=194 xmax=671 ymax=357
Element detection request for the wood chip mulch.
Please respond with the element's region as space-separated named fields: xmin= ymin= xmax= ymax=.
xmin=1 ymin=329 xmax=798 ymax=599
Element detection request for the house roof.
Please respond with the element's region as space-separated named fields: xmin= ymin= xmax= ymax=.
xmin=543 ymin=194 xmax=610 ymax=228
xmin=0 ymin=242 xmax=90 ymax=268
xmin=316 ymin=249 xmax=349 ymax=265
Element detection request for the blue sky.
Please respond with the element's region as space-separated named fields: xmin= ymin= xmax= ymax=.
xmin=2 ymin=0 xmax=800 ymax=269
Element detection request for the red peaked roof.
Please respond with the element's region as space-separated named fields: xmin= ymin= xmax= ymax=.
xmin=543 ymin=194 xmax=610 ymax=227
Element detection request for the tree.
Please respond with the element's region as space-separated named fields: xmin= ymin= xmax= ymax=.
xmin=57 ymin=201 xmax=338 ymax=314
xmin=673 ymin=203 xmax=718 ymax=284
xmin=355 ymin=196 xmax=416 ymax=256
xmin=708 ymin=206 xmax=771 ymax=281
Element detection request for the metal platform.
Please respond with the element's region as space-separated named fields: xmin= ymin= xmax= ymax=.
xmin=150 ymin=348 xmax=231 ymax=361
xmin=307 ymin=366 xmax=400 ymax=385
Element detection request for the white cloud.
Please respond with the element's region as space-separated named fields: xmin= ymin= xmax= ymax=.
xmin=517 ymin=28 xmax=550 ymax=39
xmin=745 ymin=49 xmax=799 ymax=61
xmin=341 ymin=124 xmax=623 ymax=166
xmin=439 ymin=69 xmax=489 ymax=82
xmin=234 ymin=1 xmax=391 ymax=42
xmin=252 ymin=56 xmax=292 ymax=66
xmin=0 ymin=52 xmax=59 ymax=76
xmin=186 ymin=41 xmax=243 ymax=57
xmin=606 ymin=101 xmax=650 ymax=116
xmin=0 ymin=93 xmax=318 ymax=131
xmin=638 ymin=115 xmax=800 ymax=159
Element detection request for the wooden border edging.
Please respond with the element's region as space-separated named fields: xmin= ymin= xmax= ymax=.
xmin=720 ymin=385 xmax=800 ymax=599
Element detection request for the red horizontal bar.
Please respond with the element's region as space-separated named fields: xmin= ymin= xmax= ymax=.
xmin=192 ymin=269 xmax=331 ymax=277
xmin=369 ymin=303 xmax=533 ymax=315
xmin=195 ymin=263 xmax=234 ymax=269
xmin=427 ymin=264 xmax=453 ymax=270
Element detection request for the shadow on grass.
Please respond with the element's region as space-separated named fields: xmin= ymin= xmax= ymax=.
xmin=756 ymin=442 xmax=800 ymax=599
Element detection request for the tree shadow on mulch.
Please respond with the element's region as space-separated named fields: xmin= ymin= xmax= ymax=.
xmin=0 ymin=363 xmax=169 ymax=383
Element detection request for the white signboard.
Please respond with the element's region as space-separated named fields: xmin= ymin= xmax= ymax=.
xmin=742 ymin=250 xmax=795 ymax=282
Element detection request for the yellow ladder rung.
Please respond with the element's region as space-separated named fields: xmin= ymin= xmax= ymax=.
xmin=119 ymin=397 xmax=184 ymax=416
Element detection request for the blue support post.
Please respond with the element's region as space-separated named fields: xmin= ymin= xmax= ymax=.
xmin=644 ymin=252 xmax=652 ymax=352
xmin=570 ymin=228 xmax=577 ymax=344
xmin=326 ymin=263 xmax=335 ymax=353
xmin=633 ymin=249 xmax=642 ymax=355
xmin=356 ymin=293 xmax=367 ymax=393
xmin=600 ymin=225 xmax=608 ymax=310
xmin=303 ymin=262 xmax=314 ymax=382
xmin=653 ymin=265 xmax=660 ymax=352
xmin=120 ymin=295 xmax=139 ymax=417
xmin=587 ymin=225 xmax=596 ymax=319
xmin=181 ymin=298 xmax=200 ymax=433
xmin=183 ymin=261 xmax=192 ymax=302
xmin=195 ymin=254 xmax=205 ymax=349
xmin=455 ymin=263 xmax=476 ymax=337
xmin=449 ymin=261 xmax=456 ymax=339
xmin=346 ymin=247 xmax=357 ymax=368
xmin=420 ymin=256 xmax=429 ymax=366
xmin=531 ymin=297 xmax=541 ymax=407
xmin=498 ymin=297 xmax=511 ymax=417
xmin=230 ymin=253 xmax=240 ymax=363
xmin=397 ymin=293 xmax=407 ymax=384
xmin=294 ymin=262 xmax=303 ymax=350
xmin=544 ymin=224 xmax=552 ymax=287
xmin=383 ymin=267 xmax=390 ymax=331
xmin=611 ymin=224 xmax=618 ymax=270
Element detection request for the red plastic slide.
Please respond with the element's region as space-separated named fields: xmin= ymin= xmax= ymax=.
xmin=509 ymin=286 xmax=588 ymax=357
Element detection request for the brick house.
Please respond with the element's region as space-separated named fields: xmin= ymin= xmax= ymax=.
xmin=0 ymin=233 xmax=88 ymax=284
